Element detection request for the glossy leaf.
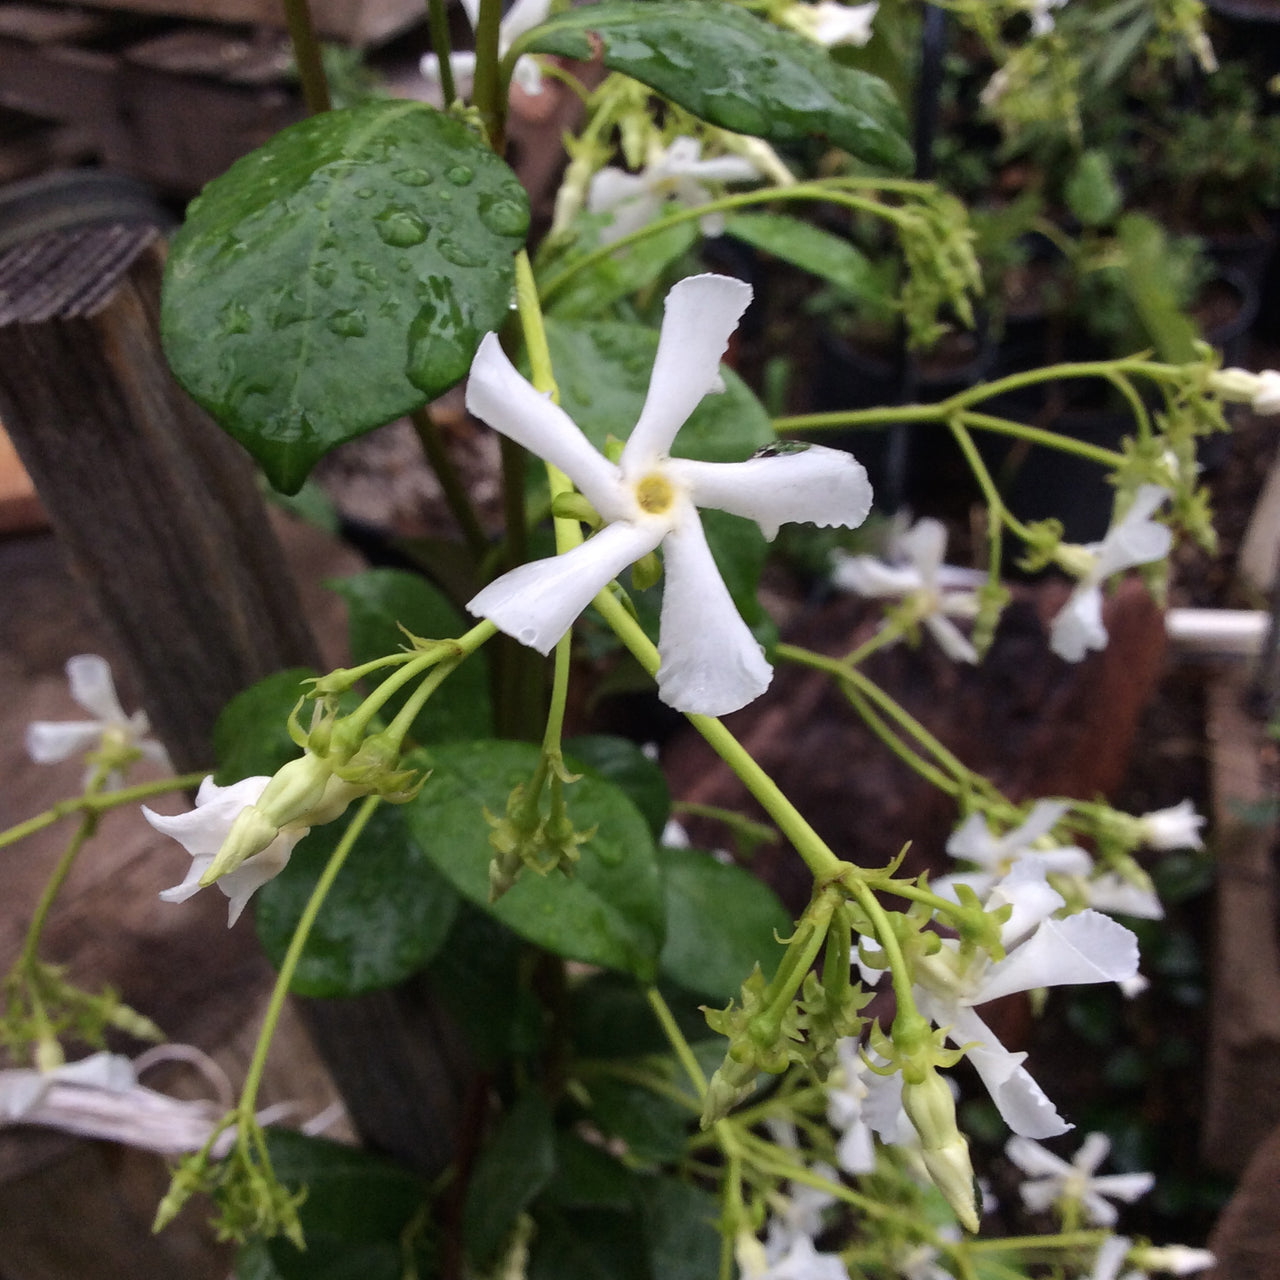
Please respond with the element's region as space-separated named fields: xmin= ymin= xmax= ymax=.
xmin=464 ymin=1093 xmax=557 ymax=1267
xmin=640 ymin=1180 xmax=722 ymax=1280
xmin=254 ymin=801 xmax=460 ymax=997
xmin=724 ymin=212 xmax=881 ymax=298
xmin=162 ymin=101 xmax=529 ymax=493
xmin=656 ymin=846 xmax=791 ymax=1001
xmin=565 ymin=734 xmax=671 ymax=840
xmin=246 ymin=1130 xmax=430 ymax=1280
xmin=406 ymin=740 xmax=665 ymax=979
xmin=542 ymin=1131 xmax=640 ymax=1211
xmin=529 ymin=1208 xmax=648 ymax=1280
xmin=212 ymin=668 xmax=316 ymax=784
xmin=331 ymin=569 xmax=493 ymax=744
xmin=583 ymin=1075 xmax=691 ymax=1165
xmin=519 ymin=1 xmax=911 ymax=172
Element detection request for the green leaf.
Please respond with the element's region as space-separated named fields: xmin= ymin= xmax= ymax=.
xmin=406 ymin=740 xmax=666 ymax=980
xmin=464 ymin=1093 xmax=557 ymax=1267
xmin=425 ymin=903 xmax=546 ymax=1067
xmin=565 ymin=734 xmax=671 ymax=841
xmin=330 ymin=569 xmax=493 ymax=743
xmin=213 ymin=668 xmax=317 ymax=784
xmin=1114 ymin=213 xmax=1199 ymax=363
xmin=545 ymin=216 xmax=699 ymax=319
xmin=544 ymin=317 xmax=774 ymax=464
xmin=254 ymin=801 xmax=460 ymax=996
xmin=583 ymin=1075 xmax=691 ymax=1165
xmin=542 ymin=1131 xmax=640 ymax=1211
xmin=640 ymin=1180 xmax=721 ymax=1280
xmin=724 ymin=212 xmax=880 ymax=297
xmin=529 ymin=1208 xmax=648 ymax=1280
xmin=251 ymin=1130 xmax=430 ymax=1280
xmin=1064 ymin=150 xmax=1122 ymax=228
xmin=520 ymin=1 xmax=911 ymax=172
xmin=656 ymin=846 xmax=791 ymax=1001
xmin=162 ymin=101 xmax=529 ymax=493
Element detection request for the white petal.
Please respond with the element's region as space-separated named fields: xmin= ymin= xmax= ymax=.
xmin=466 ymin=333 xmax=623 ymax=518
xmin=1019 ymin=1179 xmax=1068 ymax=1213
xmin=66 ymin=654 xmax=127 ymax=722
xmin=924 ymin=615 xmax=979 ymax=664
xmin=1086 ymin=874 xmax=1164 ymax=919
xmin=1081 ymin=1193 xmax=1122 ymax=1227
xmin=1095 ymin=486 xmax=1172 ymax=578
xmin=158 ymin=854 xmax=215 ymax=905
xmin=1074 ymin=1130 xmax=1113 ymax=1174
xmin=25 ymin=721 xmax=103 ymax=763
xmin=458 ymin=0 xmax=480 ymax=29
xmin=1005 ymin=1135 xmax=1073 ymax=1179
xmin=946 ymin=814 xmax=1002 ymax=867
xmin=835 ymin=1119 xmax=876 ymax=1174
xmin=219 ymin=836 xmax=305 ymax=927
xmin=811 ymin=0 xmax=879 ymax=45
xmin=510 ymin=54 xmax=544 ymax=95
xmin=468 ymin=521 xmax=661 ymax=655
xmin=587 ymin=167 xmax=647 ymax=214
xmin=975 ymin=911 xmax=1139 ymax=1004
xmin=667 ymin=445 xmax=872 ymax=541
xmin=989 ymin=861 xmax=1066 ymax=945
xmin=622 ymin=275 xmax=752 ymax=466
xmin=830 ymin=553 xmax=923 ymax=598
xmin=681 ymin=155 xmax=763 ymax=184
xmin=900 ymin=518 xmax=947 ymax=584
xmin=1090 ymin=1171 xmax=1155 ymax=1206
xmin=656 ymin=508 xmax=772 ymax=716
xmin=1092 ymin=1236 xmax=1133 ymax=1280
xmin=142 ymin=776 xmax=270 ymax=857
xmin=1139 ymin=800 xmax=1205 ymax=851
xmin=55 ymin=1052 xmax=136 ymax=1093
xmin=139 ymin=738 xmax=175 ymax=772
xmin=1051 ymin=585 xmax=1107 ymax=662
xmin=1011 ymin=800 xmax=1073 ymax=848
xmin=501 ymin=0 xmax=551 ymax=42
xmin=0 ymin=1071 xmax=52 ymax=1119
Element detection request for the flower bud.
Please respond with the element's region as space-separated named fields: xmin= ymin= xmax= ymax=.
xmin=255 ymin=755 xmax=333 ymax=830
xmin=201 ymin=804 xmax=281 ymax=884
xmin=1129 ymin=1246 xmax=1216 ymax=1276
xmin=902 ymin=1069 xmax=980 ymax=1232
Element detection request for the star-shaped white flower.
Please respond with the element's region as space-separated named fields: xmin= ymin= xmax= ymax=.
xmin=464 ymin=273 xmax=873 ymax=716
xmin=864 ymin=864 xmax=1139 ymax=1138
xmin=1006 ymin=1132 xmax=1154 ymax=1226
xmin=1211 ymin=366 xmax=1280 ymax=414
xmin=832 ymin=518 xmax=983 ymax=663
xmin=144 ymin=776 xmax=308 ymax=927
xmin=419 ymin=0 xmax=548 ymax=96
xmin=587 ymin=138 xmax=763 ymax=244
xmin=1137 ymin=800 xmax=1205 ymax=851
xmin=1050 ymin=485 xmax=1172 ymax=663
xmin=26 ymin=654 xmax=172 ymax=789
xmin=781 ymin=1 xmax=880 ymax=46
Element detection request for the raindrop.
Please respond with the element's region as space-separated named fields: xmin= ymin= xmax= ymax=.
xmin=437 ymin=237 xmax=485 ymax=269
xmin=327 ymin=309 xmax=368 ymax=338
xmin=405 ymin=277 xmax=477 ymax=395
xmin=478 ymin=194 xmax=530 ymax=239
xmin=354 ymin=186 xmax=376 ymax=200
xmin=593 ymin=840 xmax=623 ymax=867
xmin=375 ymin=207 xmax=428 ymax=248
xmin=217 ymin=299 xmax=253 ymax=335
xmin=393 ymin=167 xmax=434 ymax=187
xmin=312 ymin=260 xmax=337 ymax=288
xmin=445 ymin=164 xmax=474 ymax=187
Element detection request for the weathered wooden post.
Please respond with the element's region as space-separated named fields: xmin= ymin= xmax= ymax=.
xmin=0 ymin=220 xmax=467 ymax=1176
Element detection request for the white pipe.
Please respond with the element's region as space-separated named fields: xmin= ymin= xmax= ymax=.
xmin=1164 ymin=608 xmax=1269 ymax=658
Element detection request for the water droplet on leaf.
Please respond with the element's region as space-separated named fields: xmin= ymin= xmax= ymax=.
xmin=375 ymin=207 xmax=429 ymax=248
xmin=405 ymin=277 xmax=476 ymax=395
xmin=218 ymin=299 xmax=253 ymax=335
xmin=327 ymin=309 xmax=368 ymax=338
xmin=393 ymin=168 xmax=433 ymax=187
xmin=478 ymin=194 xmax=530 ymax=239
xmin=446 ymin=165 xmax=474 ymax=187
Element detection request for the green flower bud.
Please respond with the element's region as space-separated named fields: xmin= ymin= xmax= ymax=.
xmin=902 ymin=1069 xmax=980 ymax=1232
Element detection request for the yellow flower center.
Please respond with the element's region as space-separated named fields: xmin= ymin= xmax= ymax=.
xmin=635 ymin=472 xmax=675 ymax=515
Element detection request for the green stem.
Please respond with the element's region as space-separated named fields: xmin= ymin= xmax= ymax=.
xmin=844 ymin=680 xmax=960 ymax=797
xmin=424 ymin=0 xmax=457 ymax=108
xmin=19 ymin=811 xmax=99 ymax=985
xmin=646 ymin=986 xmax=708 ymax=1099
xmin=281 ymin=0 xmax=331 ymax=114
xmin=410 ymin=407 xmax=489 ymax=560
xmin=471 ymin=0 xmax=506 ymax=150
xmin=239 ymin=795 xmax=380 ymax=1115
xmin=382 ymin=623 xmax=497 ymax=747
xmin=0 ymin=771 xmax=207 ymax=852
xmin=849 ymin=880 xmax=919 ymax=1017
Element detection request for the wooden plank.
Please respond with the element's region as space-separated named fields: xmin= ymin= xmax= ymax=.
xmin=37 ymin=0 xmax=427 ymax=46
xmin=1202 ymin=669 xmax=1280 ymax=1172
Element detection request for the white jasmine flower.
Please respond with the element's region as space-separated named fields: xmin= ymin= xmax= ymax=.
xmin=781 ymin=1 xmax=879 ymax=46
xmin=587 ymin=138 xmax=763 ymax=243
xmin=464 ymin=274 xmax=873 ymax=716
xmin=26 ymin=654 xmax=171 ymax=788
xmin=419 ymin=0 xmax=548 ymax=96
xmin=1027 ymin=0 xmax=1069 ymax=36
xmin=750 ymin=1235 xmax=850 ymax=1280
xmin=1129 ymin=1245 xmax=1217 ymax=1276
xmin=144 ymin=776 xmax=308 ymax=927
xmin=826 ymin=1039 xmax=877 ymax=1174
xmin=1209 ymin=366 xmax=1280 ymax=414
xmin=1007 ymin=1132 xmax=1154 ymax=1226
xmin=1050 ymin=486 xmax=1172 ymax=663
xmin=1137 ymin=800 xmax=1205 ymax=851
xmin=864 ymin=864 xmax=1139 ymax=1138
xmin=764 ymin=1167 xmax=840 ymax=1258
xmin=831 ymin=518 xmax=983 ymax=663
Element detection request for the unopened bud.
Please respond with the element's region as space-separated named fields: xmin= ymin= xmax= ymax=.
xmin=902 ymin=1069 xmax=980 ymax=1232
xmin=256 ymin=755 xmax=332 ymax=830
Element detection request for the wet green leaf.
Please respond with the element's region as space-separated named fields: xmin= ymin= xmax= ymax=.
xmin=330 ymin=569 xmax=493 ymax=744
xmin=519 ymin=1 xmax=911 ymax=172
xmin=565 ymin=734 xmax=671 ymax=840
xmin=213 ymin=668 xmax=316 ymax=784
xmin=255 ymin=801 xmax=460 ymax=996
xmin=725 ymin=212 xmax=880 ymax=297
xmin=162 ymin=101 xmax=529 ymax=493
xmin=406 ymin=740 xmax=665 ymax=979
